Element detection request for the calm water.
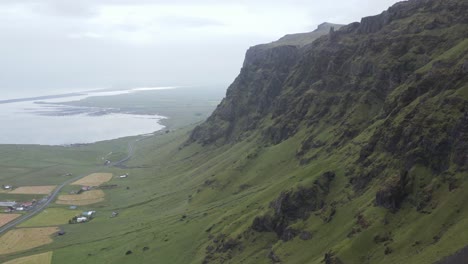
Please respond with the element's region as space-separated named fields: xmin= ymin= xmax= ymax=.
xmin=0 ymin=88 xmax=172 ymax=145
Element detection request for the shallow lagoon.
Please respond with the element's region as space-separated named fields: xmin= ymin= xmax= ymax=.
xmin=0 ymin=88 xmax=170 ymax=145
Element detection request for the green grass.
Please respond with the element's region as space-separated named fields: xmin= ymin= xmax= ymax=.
xmin=3 ymin=123 xmax=462 ymax=263
xmin=19 ymin=208 xmax=80 ymax=228
xmin=415 ymin=38 xmax=468 ymax=74
xmin=0 ymin=118 xmax=466 ymax=264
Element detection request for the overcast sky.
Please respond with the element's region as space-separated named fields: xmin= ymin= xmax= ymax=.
xmin=0 ymin=0 xmax=401 ymax=99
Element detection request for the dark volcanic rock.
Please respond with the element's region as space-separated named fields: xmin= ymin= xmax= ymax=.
xmin=268 ymin=250 xmax=281 ymax=263
xmin=281 ymin=227 xmax=300 ymax=242
xmin=252 ymin=172 xmax=335 ymax=238
xmin=187 ymin=22 xmax=335 ymax=146
xmin=434 ymin=245 xmax=468 ymax=264
xmin=358 ymin=13 xmax=391 ymax=34
xmin=461 ymin=60 xmax=468 ymax=74
xmin=324 ymin=251 xmax=344 ymax=264
xmin=220 ymin=238 xmax=241 ymax=252
xmin=375 ymin=173 xmax=410 ymax=211
xmin=299 ymin=231 xmax=313 ymax=240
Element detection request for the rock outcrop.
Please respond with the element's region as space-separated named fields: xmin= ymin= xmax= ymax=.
xmin=375 ymin=173 xmax=410 ymax=211
xmin=252 ymin=172 xmax=335 ymax=239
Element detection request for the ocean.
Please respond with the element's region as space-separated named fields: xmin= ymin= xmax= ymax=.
xmin=0 ymin=87 xmax=173 ymax=145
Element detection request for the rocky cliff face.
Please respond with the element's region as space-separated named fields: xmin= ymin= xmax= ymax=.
xmin=190 ymin=0 xmax=468 ymax=262
xmin=190 ymin=0 xmax=467 ymax=172
xmin=189 ymin=23 xmax=339 ymax=145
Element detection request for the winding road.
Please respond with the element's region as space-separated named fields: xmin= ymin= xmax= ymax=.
xmin=0 ymin=136 xmax=146 ymax=235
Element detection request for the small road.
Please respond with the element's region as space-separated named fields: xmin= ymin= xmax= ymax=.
xmin=0 ymin=173 xmax=87 ymax=234
xmin=0 ymin=136 xmax=145 ymax=235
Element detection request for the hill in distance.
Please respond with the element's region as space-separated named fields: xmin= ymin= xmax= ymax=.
xmin=262 ymin=22 xmax=344 ymax=48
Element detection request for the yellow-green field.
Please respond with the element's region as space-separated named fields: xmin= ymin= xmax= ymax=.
xmin=56 ymin=190 xmax=105 ymax=205
xmin=4 ymin=251 xmax=53 ymax=264
xmin=19 ymin=208 xmax=79 ymax=227
xmin=71 ymin=173 xmax=112 ymax=186
xmin=0 ymin=227 xmax=59 ymax=255
xmin=10 ymin=186 xmax=56 ymax=195
xmin=0 ymin=214 xmax=21 ymax=227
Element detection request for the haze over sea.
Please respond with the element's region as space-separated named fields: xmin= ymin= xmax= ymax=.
xmin=0 ymin=87 xmax=173 ymax=145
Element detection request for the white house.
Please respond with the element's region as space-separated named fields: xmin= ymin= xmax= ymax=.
xmin=82 ymin=211 xmax=96 ymax=217
xmin=77 ymin=217 xmax=88 ymax=223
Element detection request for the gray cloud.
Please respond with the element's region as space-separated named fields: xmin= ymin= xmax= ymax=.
xmin=156 ymin=16 xmax=226 ymax=29
xmin=0 ymin=0 xmax=401 ymax=98
xmin=32 ymin=1 xmax=97 ymax=18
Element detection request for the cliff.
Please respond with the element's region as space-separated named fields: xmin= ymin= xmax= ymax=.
xmin=187 ymin=0 xmax=468 ymax=263
xmin=189 ymin=22 xmax=341 ymax=145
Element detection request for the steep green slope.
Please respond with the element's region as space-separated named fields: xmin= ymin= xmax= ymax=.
xmin=185 ymin=0 xmax=468 ymax=263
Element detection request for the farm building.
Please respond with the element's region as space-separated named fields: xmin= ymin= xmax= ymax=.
xmin=0 ymin=202 xmax=17 ymax=207
xmin=82 ymin=211 xmax=96 ymax=217
xmin=21 ymin=202 xmax=34 ymax=208
xmin=76 ymin=217 xmax=88 ymax=223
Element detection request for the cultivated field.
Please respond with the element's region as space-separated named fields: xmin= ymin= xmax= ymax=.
xmin=19 ymin=208 xmax=79 ymax=227
xmin=0 ymin=214 xmax=21 ymax=227
xmin=71 ymin=173 xmax=112 ymax=186
xmin=10 ymin=186 xmax=56 ymax=195
xmin=4 ymin=251 xmax=53 ymax=264
xmin=0 ymin=227 xmax=59 ymax=255
xmin=56 ymin=190 xmax=105 ymax=205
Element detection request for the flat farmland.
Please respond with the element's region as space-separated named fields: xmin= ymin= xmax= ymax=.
xmin=71 ymin=173 xmax=112 ymax=186
xmin=56 ymin=190 xmax=105 ymax=205
xmin=10 ymin=186 xmax=56 ymax=195
xmin=3 ymin=251 xmax=53 ymax=264
xmin=0 ymin=214 xmax=21 ymax=227
xmin=0 ymin=227 xmax=59 ymax=255
xmin=19 ymin=208 xmax=79 ymax=227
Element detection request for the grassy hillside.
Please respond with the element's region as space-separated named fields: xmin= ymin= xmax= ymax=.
xmin=1 ymin=121 xmax=463 ymax=263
